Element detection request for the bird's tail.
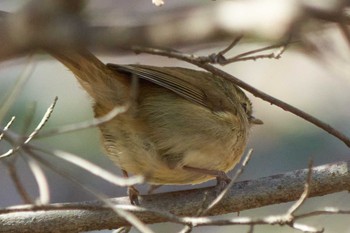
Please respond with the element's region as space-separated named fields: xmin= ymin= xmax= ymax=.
xmin=49 ymin=49 xmax=130 ymax=107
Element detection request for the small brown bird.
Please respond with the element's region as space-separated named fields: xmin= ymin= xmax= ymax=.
xmin=51 ymin=49 xmax=262 ymax=202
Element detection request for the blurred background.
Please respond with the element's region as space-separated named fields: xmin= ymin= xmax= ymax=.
xmin=0 ymin=0 xmax=350 ymax=232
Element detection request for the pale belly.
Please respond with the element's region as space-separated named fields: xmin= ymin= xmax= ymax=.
xmin=105 ymin=138 xmax=246 ymax=185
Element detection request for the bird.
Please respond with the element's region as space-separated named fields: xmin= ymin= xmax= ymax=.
xmin=50 ymin=48 xmax=262 ymax=203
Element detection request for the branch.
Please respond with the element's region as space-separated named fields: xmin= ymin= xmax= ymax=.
xmin=1 ymin=161 xmax=350 ymax=232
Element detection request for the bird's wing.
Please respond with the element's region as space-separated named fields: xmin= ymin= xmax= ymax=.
xmin=107 ymin=64 xmax=210 ymax=109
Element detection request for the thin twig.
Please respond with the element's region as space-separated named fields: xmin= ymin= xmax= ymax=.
xmin=0 ymin=97 xmax=58 ymax=158
xmin=219 ymin=35 xmax=244 ymax=54
xmin=204 ymin=35 xmax=244 ymax=63
xmin=287 ymin=159 xmax=313 ymax=216
xmin=295 ymin=207 xmax=350 ymax=219
xmin=25 ymin=155 xmax=50 ymax=205
xmin=36 ymin=104 xmax=129 ymax=138
xmin=230 ymin=42 xmax=289 ymax=61
xmin=113 ymin=226 xmax=132 ymax=233
xmin=202 ymin=149 xmax=253 ymax=214
xmin=0 ymin=116 xmax=15 ymax=141
xmin=177 ymin=149 xmax=253 ymax=232
xmin=24 ymin=97 xmax=58 ymax=143
xmin=178 ymin=225 xmax=192 ymax=233
xmin=6 ymin=160 xmax=34 ymax=204
xmin=31 ymin=145 xmax=144 ymax=187
xmin=0 ymin=55 xmax=35 ymax=123
xmin=279 ymin=159 xmax=320 ymax=232
xmin=201 ymin=41 xmax=289 ymax=64
xmin=291 ymin=223 xmax=321 ymax=233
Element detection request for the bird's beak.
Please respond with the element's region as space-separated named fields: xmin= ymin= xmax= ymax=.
xmin=249 ymin=116 xmax=263 ymax=125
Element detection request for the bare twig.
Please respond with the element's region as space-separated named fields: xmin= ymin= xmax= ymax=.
xmin=277 ymin=160 xmax=320 ymax=233
xmin=113 ymin=226 xmax=132 ymax=233
xmin=219 ymin=35 xmax=244 ymax=54
xmin=287 ymin=160 xmax=313 ymax=216
xmin=296 ymin=207 xmax=350 ymax=219
xmin=26 ymin=156 xmax=50 ymax=205
xmin=227 ymin=43 xmax=289 ymax=62
xmin=24 ymin=97 xmax=57 ymax=143
xmin=0 ymin=56 xmax=35 ymax=122
xmin=6 ymin=159 xmax=33 ymax=204
xmin=0 ymin=97 xmax=57 ymax=158
xmin=36 ymin=104 xmax=129 ymax=138
xmin=202 ymin=149 xmax=253 ymax=214
xmin=178 ymin=225 xmax=192 ymax=233
xmin=202 ymin=35 xmax=243 ymax=64
xmin=178 ymin=149 xmax=253 ymax=232
xmin=291 ymin=223 xmax=321 ymax=233
xmin=202 ymin=40 xmax=290 ymax=64
xmin=31 ymin=146 xmax=143 ymax=187
xmin=0 ymin=116 xmax=15 ymax=141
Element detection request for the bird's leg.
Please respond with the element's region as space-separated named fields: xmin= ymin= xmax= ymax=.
xmin=182 ymin=166 xmax=231 ymax=193
xmin=122 ymin=170 xmax=140 ymax=205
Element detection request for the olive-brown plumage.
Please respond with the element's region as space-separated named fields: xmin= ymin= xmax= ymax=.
xmin=52 ymin=49 xmax=262 ymax=185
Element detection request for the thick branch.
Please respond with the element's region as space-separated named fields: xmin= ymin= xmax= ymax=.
xmin=1 ymin=161 xmax=350 ymax=233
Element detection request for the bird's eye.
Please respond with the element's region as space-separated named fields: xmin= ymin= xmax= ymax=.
xmin=241 ymin=103 xmax=248 ymax=113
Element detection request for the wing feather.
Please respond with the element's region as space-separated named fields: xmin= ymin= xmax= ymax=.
xmin=107 ymin=64 xmax=209 ymax=109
